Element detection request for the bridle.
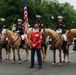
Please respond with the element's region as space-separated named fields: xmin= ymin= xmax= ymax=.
xmin=5 ymin=29 xmax=20 ymax=45
xmin=42 ymin=29 xmax=62 ymax=46
xmin=67 ymin=30 xmax=74 ymax=42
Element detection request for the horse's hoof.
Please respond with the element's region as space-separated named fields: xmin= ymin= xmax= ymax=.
xmin=12 ymin=61 xmax=15 ymax=64
xmin=67 ymin=61 xmax=70 ymax=63
xmin=43 ymin=60 xmax=46 ymax=62
xmin=5 ymin=58 xmax=7 ymax=60
xmin=0 ymin=60 xmax=2 ymax=62
xmin=59 ymin=63 xmax=62 ymax=66
xmin=25 ymin=59 xmax=28 ymax=61
xmin=7 ymin=58 xmax=10 ymax=60
xmin=18 ymin=61 xmax=21 ymax=64
xmin=63 ymin=60 xmax=65 ymax=63
xmin=52 ymin=63 xmax=55 ymax=66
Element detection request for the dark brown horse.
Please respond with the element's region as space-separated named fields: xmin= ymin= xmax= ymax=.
xmin=41 ymin=28 xmax=63 ymax=65
xmin=1 ymin=29 xmax=29 ymax=64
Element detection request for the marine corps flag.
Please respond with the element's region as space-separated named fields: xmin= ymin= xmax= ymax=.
xmin=24 ymin=0 xmax=28 ymax=33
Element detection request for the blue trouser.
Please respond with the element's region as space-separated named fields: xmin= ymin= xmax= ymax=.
xmin=30 ymin=48 xmax=42 ymax=67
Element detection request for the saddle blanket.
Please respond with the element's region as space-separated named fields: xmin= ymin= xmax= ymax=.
xmin=56 ymin=29 xmax=62 ymax=34
xmin=5 ymin=34 xmax=27 ymax=42
xmin=62 ymin=34 xmax=67 ymax=41
xmin=74 ymin=38 xmax=76 ymax=40
xmin=21 ymin=34 xmax=27 ymax=40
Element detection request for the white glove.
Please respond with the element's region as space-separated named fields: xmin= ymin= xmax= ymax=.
xmin=16 ymin=30 xmax=19 ymax=32
xmin=32 ymin=44 xmax=36 ymax=47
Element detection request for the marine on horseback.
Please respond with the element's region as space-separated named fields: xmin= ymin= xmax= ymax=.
xmin=56 ymin=16 xmax=69 ymax=62
xmin=56 ymin=16 xmax=65 ymax=35
xmin=15 ymin=19 xmax=26 ymax=49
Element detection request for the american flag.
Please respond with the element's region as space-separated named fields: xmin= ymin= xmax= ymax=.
xmin=24 ymin=0 xmax=28 ymax=33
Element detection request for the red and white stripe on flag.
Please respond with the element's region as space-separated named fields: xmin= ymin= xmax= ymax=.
xmin=24 ymin=6 xmax=28 ymax=33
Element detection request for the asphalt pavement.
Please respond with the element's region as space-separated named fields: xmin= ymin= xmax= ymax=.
xmin=0 ymin=45 xmax=76 ymax=75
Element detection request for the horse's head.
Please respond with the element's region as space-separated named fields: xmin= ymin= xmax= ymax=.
xmin=1 ymin=29 xmax=7 ymax=42
xmin=41 ymin=29 xmax=49 ymax=44
xmin=66 ymin=30 xmax=73 ymax=45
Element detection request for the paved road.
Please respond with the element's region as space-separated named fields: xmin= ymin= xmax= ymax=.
xmin=0 ymin=44 xmax=76 ymax=75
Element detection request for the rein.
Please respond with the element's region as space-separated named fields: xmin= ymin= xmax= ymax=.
xmin=6 ymin=29 xmax=20 ymax=45
xmin=52 ymin=35 xmax=61 ymax=46
xmin=53 ymin=36 xmax=61 ymax=45
xmin=68 ymin=29 xmax=74 ymax=40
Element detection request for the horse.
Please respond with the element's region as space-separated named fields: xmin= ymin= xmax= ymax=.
xmin=41 ymin=28 xmax=63 ymax=65
xmin=0 ymin=36 xmax=11 ymax=61
xmin=1 ymin=29 xmax=29 ymax=64
xmin=65 ymin=29 xmax=76 ymax=42
xmin=56 ymin=29 xmax=70 ymax=63
xmin=63 ymin=29 xmax=76 ymax=62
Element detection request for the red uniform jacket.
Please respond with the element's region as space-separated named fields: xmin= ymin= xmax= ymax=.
xmin=30 ymin=31 xmax=42 ymax=49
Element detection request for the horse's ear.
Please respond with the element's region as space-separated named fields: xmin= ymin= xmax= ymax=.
xmin=68 ymin=29 xmax=70 ymax=33
xmin=43 ymin=28 xmax=45 ymax=32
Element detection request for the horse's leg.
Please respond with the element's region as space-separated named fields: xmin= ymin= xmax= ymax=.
xmin=63 ymin=52 xmax=66 ymax=62
xmin=12 ymin=49 xmax=15 ymax=64
xmin=63 ymin=49 xmax=66 ymax=62
xmin=52 ymin=49 xmax=56 ymax=65
xmin=7 ymin=49 xmax=11 ymax=60
xmin=17 ymin=48 xmax=21 ymax=64
xmin=7 ymin=43 xmax=11 ymax=60
xmin=42 ymin=47 xmax=45 ymax=62
xmin=0 ymin=47 xmax=2 ymax=62
xmin=5 ymin=50 xmax=9 ymax=60
xmin=66 ymin=49 xmax=70 ymax=63
xmin=25 ymin=48 xmax=29 ymax=61
xmin=67 ymin=46 xmax=70 ymax=63
xmin=44 ymin=46 xmax=48 ymax=62
xmin=59 ymin=49 xmax=62 ymax=65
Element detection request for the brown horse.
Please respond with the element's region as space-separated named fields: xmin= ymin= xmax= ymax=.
xmin=65 ymin=29 xmax=76 ymax=42
xmin=41 ymin=28 xmax=64 ymax=65
xmin=64 ymin=29 xmax=76 ymax=62
xmin=1 ymin=29 xmax=29 ymax=64
xmin=0 ymin=37 xmax=11 ymax=61
xmin=56 ymin=29 xmax=70 ymax=63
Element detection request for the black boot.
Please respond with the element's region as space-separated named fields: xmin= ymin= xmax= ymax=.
xmin=21 ymin=40 xmax=26 ymax=49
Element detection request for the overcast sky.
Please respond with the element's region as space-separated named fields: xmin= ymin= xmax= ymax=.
xmin=59 ymin=0 xmax=76 ymax=9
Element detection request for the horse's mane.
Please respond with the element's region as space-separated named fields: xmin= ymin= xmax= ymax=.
xmin=2 ymin=29 xmax=18 ymax=40
xmin=8 ymin=29 xmax=17 ymax=36
xmin=44 ymin=28 xmax=58 ymax=37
